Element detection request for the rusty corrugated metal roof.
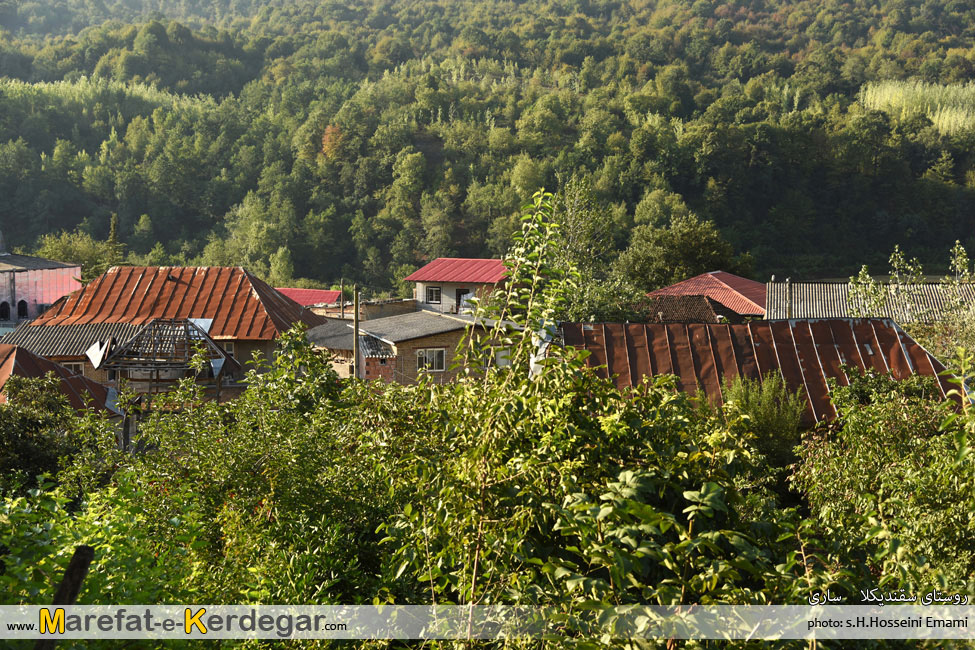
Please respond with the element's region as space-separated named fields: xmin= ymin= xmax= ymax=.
xmin=0 ymin=322 xmax=142 ymax=358
xmin=649 ymin=271 xmax=766 ymax=316
xmin=767 ymin=281 xmax=975 ymax=322
xmin=0 ymin=344 xmax=111 ymax=412
xmin=560 ymin=319 xmax=951 ymax=425
xmin=404 ymin=258 xmax=507 ymax=284
xmin=29 ymin=267 xmax=324 ymax=340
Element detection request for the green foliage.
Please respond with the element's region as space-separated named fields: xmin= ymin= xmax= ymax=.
xmin=793 ymin=369 xmax=974 ymax=593
xmin=720 ymin=374 xmax=805 ymax=470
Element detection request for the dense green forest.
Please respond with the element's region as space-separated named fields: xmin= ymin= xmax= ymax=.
xmin=3 ymin=0 xmax=975 ymax=292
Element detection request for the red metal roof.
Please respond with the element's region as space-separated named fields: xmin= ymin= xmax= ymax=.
xmin=31 ymin=267 xmax=324 ymax=341
xmin=275 ymin=288 xmax=342 ymax=306
xmin=649 ymin=271 xmax=766 ymax=316
xmin=560 ymin=319 xmax=951 ymax=425
xmin=0 ymin=344 xmax=111 ymax=412
xmin=404 ymin=258 xmax=507 ymax=284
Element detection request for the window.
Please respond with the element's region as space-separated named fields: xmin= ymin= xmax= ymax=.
xmin=0 ymin=302 xmax=8 ymax=320
xmin=416 ymin=348 xmax=446 ymax=372
xmin=494 ymin=347 xmax=512 ymax=368
xmin=62 ymin=362 xmax=83 ymax=376
xmin=16 ymin=300 xmax=27 ymax=319
xmin=222 ymin=342 xmax=235 ymax=358
xmin=425 ymin=286 xmax=442 ymax=304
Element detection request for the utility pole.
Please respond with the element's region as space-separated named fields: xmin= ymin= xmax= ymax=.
xmin=340 ymin=278 xmax=345 ymax=319
xmin=352 ymin=285 xmax=360 ymax=379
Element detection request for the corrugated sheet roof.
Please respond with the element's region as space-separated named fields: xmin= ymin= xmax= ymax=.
xmin=0 ymin=344 xmax=111 ymax=411
xmin=649 ymin=271 xmax=766 ymax=316
xmin=0 ymin=253 xmax=79 ymax=272
xmin=276 ymin=288 xmax=343 ymax=306
xmin=766 ymin=281 xmax=975 ymax=322
xmin=307 ymin=319 xmax=395 ymax=358
xmin=30 ymin=266 xmax=323 ymax=340
xmin=0 ymin=322 xmax=142 ymax=358
xmin=358 ymin=310 xmax=471 ymax=343
xmin=560 ymin=319 xmax=951 ymax=425
xmin=404 ymin=258 xmax=507 ymax=284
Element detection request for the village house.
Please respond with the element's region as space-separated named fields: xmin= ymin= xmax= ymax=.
xmin=648 ymin=271 xmax=766 ymax=319
xmin=308 ymin=311 xmax=504 ymax=384
xmin=0 ymin=230 xmax=82 ymax=335
xmin=405 ymin=258 xmax=506 ymax=315
xmin=0 ymin=266 xmax=322 ymax=388
xmin=306 ymin=318 xmax=395 ymax=381
xmin=558 ymin=318 xmax=951 ymax=426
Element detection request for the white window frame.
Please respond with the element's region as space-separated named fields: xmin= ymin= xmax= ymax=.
xmin=416 ymin=348 xmax=446 ymax=372
xmin=223 ymin=342 xmax=235 ymax=358
xmin=425 ymin=286 xmax=442 ymax=304
xmin=62 ymin=362 xmax=83 ymax=376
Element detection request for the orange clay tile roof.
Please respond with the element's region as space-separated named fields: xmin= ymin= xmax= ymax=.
xmin=0 ymin=344 xmax=111 ymax=412
xmin=649 ymin=271 xmax=766 ymax=316
xmin=31 ymin=266 xmax=324 ymax=341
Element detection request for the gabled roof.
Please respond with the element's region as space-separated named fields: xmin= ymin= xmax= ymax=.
xmin=29 ymin=266 xmax=324 ymax=340
xmin=358 ymin=310 xmax=472 ymax=344
xmin=404 ymin=258 xmax=507 ymax=284
xmin=276 ymin=288 xmax=342 ymax=306
xmin=766 ymin=281 xmax=975 ymax=322
xmin=649 ymin=271 xmax=765 ymax=316
xmin=0 ymin=253 xmax=79 ymax=272
xmin=641 ymin=295 xmax=740 ymax=323
xmin=560 ymin=319 xmax=950 ymax=425
xmin=0 ymin=344 xmax=113 ymax=412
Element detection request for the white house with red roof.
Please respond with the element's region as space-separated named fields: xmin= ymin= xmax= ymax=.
xmin=648 ymin=271 xmax=766 ymax=318
xmin=404 ymin=258 xmax=507 ymax=314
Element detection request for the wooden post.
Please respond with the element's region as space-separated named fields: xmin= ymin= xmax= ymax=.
xmin=34 ymin=545 xmax=95 ymax=650
xmin=353 ymin=285 xmax=360 ymax=379
xmin=340 ymin=278 xmax=345 ymax=319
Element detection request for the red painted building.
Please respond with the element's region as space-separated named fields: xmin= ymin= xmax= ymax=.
xmin=0 ymin=231 xmax=82 ymax=334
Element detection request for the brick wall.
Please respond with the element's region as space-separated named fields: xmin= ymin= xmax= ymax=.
xmin=390 ymin=329 xmax=471 ymax=384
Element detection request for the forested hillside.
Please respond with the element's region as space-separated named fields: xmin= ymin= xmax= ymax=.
xmin=3 ymin=0 xmax=975 ymax=291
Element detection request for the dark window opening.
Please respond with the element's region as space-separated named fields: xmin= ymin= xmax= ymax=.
xmin=16 ymin=300 xmax=27 ymax=319
xmin=0 ymin=302 xmax=8 ymax=320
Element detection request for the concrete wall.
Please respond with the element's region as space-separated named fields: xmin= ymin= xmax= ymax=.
xmin=0 ymin=267 xmax=82 ymax=323
xmin=413 ymin=282 xmax=494 ymax=314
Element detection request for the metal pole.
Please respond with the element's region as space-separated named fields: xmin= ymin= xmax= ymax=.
xmin=353 ymin=285 xmax=360 ymax=379
xmin=340 ymin=278 xmax=345 ymax=319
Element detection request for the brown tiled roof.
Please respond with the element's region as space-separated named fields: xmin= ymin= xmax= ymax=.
xmin=560 ymin=319 xmax=951 ymax=425
xmin=649 ymin=271 xmax=766 ymax=316
xmin=0 ymin=344 xmax=112 ymax=412
xmin=641 ymin=295 xmax=743 ymax=323
xmin=30 ymin=266 xmax=324 ymax=340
